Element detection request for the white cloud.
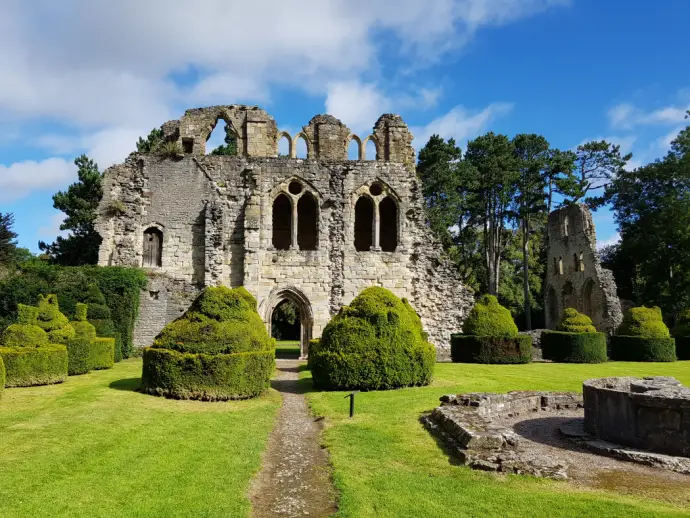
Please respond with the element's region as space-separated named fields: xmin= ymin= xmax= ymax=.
xmin=597 ymin=232 xmax=620 ymax=250
xmin=37 ymin=212 xmax=69 ymax=241
xmin=607 ymin=102 xmax=689 ymax=130
xmin=0 ymin=158 xmax=76 ymax=202
xmin=325 ymin=82 xmax=393 ymax=134
xmin=411 ymin=102 xmax=514 ymax=149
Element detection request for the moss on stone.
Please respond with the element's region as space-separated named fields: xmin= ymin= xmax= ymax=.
xmin=310 ymin=287 xmax=435 ymax=391
xmin=462 ymin=295 xmax=518 ymax=338
xmin=557 ymin=308 xmax=597 ymax=333
xmin=618 ymin=306 xmax=670 ymax=338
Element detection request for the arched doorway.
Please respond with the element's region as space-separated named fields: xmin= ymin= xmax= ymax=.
xmin=262 ymin=287 xmax=314 ymax=360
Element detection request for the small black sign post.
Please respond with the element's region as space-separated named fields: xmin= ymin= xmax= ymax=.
xmin=344 ymin=391 xmax=359 ymax=418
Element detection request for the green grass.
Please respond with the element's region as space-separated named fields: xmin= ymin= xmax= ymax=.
xmin=0 ymin=358 xmax=281 ymax=518
xmin=276 ymin=340 xmax=300 ymax=359
xmin=304 ymin=361 xmax=690 ymax=518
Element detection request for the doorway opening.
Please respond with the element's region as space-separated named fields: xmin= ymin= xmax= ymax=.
xmin=266 ymin=287 xmax=314 ymax=360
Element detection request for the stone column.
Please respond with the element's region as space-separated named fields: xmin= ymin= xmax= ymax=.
xmin=372 ymin=201 xmax=381 ymax=251
xmin=290 ymin=199 xmax=298 ymax=250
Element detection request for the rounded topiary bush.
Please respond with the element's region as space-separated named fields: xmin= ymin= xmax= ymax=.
xmin=610 ymin=306 xmax=676 ymax=362
xmin=0 ymin=303 xmax=68 ymax=387
xmin=67 ymin=303 xmax=98 ymax=375
xmin=672 ymin=309 xmax=690 ymax=361
xmin=309 ymin=287 xmax=436 ymax=391
xmin=142 ymin=286 xmax=275 ymax=401
xmin=542 ymin=309 xmax=607 ymax=363
xmin=91 ymin=337 xmax=115 ymax=370
xmin=451 ymin=295 xmax=530 ymax=364
xmin=36 ymin=294 xmax=75 ymax=345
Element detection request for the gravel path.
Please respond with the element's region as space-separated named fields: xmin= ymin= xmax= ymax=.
xmin=250 ymin=360 xmax=337 ymax=518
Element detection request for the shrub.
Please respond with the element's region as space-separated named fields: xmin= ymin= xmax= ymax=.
xmin=557 ymin=308 xmax=596 ymax=333
xmin=451 ymin=335 xmax=532 ymax=364
xmin=1 ymin=323 xmax=49 ymax=348
xmin=0 ymin=355 xmax=5 ymax=398
xmin=609 ymin=336 xmax=676 ymax=362
xmin=84 ymin=283 xmax=122 ymax=361
xmin=672 ymin=309 xmax=690 ymax=338
xmin=141 ymin=286 xmax=275 ymax=400
xmin=36 ymin=294 xmax=75 ymax=344
xmin=0 ymin=344 xmax=68 ymax=387
xmin=309 ymin=287 xmax=436 ymax=391
xmin=618 ymin=306 xmax=670 ymax=338
xmin=0 ymin=264 xmax=147 ymax=359
xmin=66 ymin=337 xmax=92 ymax=375
xmin=462 ymin=295 xmax=518 ymax=338
xmin=541 ymin=331 xmax=608 ymax=363
xmin=91 ymin=337 xmax=115 ymax=370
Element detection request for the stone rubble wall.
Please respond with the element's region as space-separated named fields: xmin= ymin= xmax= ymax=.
xmin=544 ymin=204 xmax=623 ymax=333
xmin=96 ymin=105 xmax=473 ymax=356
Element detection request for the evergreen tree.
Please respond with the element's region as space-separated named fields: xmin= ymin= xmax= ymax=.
xmin=136 ymin=128 xmax=164 ymax=153
xmin=0 ymin=213 xmax=18 ymax=265
xmin=38 ymin=155 xmax=103 ymax=265
xmin=211 ymin=123 xmax=238 ymax=156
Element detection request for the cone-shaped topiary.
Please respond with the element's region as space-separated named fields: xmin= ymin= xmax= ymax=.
xmin=310 ymin=287 xmax=436 ymax=391
xmin=142 ymin=286 xmax=275 ymax=400
xmin=618 ymin=306 xmax=670 ymax=338
xmin=557 ymin=308 xmax=597 ymax=333
xmin=36 ymin=294 xmax=75 ymax=344
xmin=462 ymin=295 xmax=518 ymax=338
xmin=83 ymin=283 xmax=122 ymax=361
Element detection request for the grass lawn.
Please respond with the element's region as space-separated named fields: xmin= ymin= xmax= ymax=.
xmin=0 ymin=358 xmax=281 ymax=518
xmin=304 ymin=361 xmax=690 ymax=518
xmin=276 ymin=340 xmax=301 ymax=359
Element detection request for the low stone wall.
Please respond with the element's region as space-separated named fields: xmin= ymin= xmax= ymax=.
xmin=423 ymin=391 xmax=582 ymax=478
xmin=583 ymin=376 xmax=690 ymax=458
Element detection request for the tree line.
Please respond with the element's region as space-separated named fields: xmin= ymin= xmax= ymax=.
xmin=2 ymin=114 xmax=688 ymax=328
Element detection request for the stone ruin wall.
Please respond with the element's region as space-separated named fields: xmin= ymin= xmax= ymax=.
xmin=96 ymin=105 xmax=474 ymax=359
xmin=544 ymin=204 xmax=623 ymax=333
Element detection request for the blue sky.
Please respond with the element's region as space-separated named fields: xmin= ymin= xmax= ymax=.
xmin=1 ymin=0 xmax=688 ymax=252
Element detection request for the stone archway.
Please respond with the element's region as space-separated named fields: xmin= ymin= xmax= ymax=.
xmin=261 ymin=287 xmax=314 ymax=360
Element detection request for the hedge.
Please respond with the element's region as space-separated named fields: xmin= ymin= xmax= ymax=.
xmin=609 ymin=336 xmax=676 ymax=362
xmin=310 ymin=287 xmax=436 ymax=391
xmin=676 ymin=337 xmax=690 ymax=361
xmin=541 ymin=331 xmax=608 ymax=363
xmin=91 ymin=337 xmax=115 ymax=370
xmin=0 ymin=345 xmax=68 ymax=387
xmin=142 ymin=286 xmax=275 ymax=400
xmin=141 ymin=347 xmax=274 ymax=401
xmin=66 ymin=337 xmax=92 ymax=375
xmin=0 ymin=355 xmax=5 ymax=398
xmin=0 ymin=263 xmax=147 ymax=359
xmin=450 ymin=334 xmax=532 ymax=364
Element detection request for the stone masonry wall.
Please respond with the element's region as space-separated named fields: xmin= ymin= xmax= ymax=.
xmin=96 ymin=105 xmax=474 ymax=358
xmin=544 ymin=204 xmax=622 ymax=333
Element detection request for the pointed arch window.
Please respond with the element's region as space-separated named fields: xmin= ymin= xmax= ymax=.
xmin=354 ymin=197 xmax=374 ymax=251
xmin=354 ymin=188 xmax=399 ymax=252
xmin=272 ymin=194 xmax=292 ymax=250
xmin=272 ymin=181 xmax=320 ymax=250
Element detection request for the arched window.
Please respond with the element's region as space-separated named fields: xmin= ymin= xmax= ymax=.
xmin=272 ymin=194 xmax=292 ymax=250
xmin=582 ymin=279 xmax=595 ymax=317
xmin=297 ymin=193 xmax=318 ymax=250
xmin=365 ymin=138 xmax=378 ymax=161
xmin=573 ymin=253 xmax=579 ymax=272
xmin=348 ymin=136 xmax=362 ymax=160
xmin=207 ymin=118 xmax=238 ymax=156
xmin=295 ymin=135 xmax=309 ymax=159
xmin=558 ymin=256 xmax=563 ymax=275
xmin=354 ymin=197 xmax=374 ymax=251
xmin=379 ymin=196 xmax=398 ymax=252
xmin=143 ymin=227 xmax=163 ymax=267
xmin=563 ymin=216 xmax=570 ymax=237
xmin=562 ymin=282 xmax=575 ymax=311
xmin=579 ymin=252 xmax=585 ymax=271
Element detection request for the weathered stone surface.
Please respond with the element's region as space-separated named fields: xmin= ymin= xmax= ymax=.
xmin=583 ymin=376 xmax=690 ymax=458
xmin=95 ymin=104 xmax=474 ymax=358
xmin=544 ymin=204 xmax=622 ymax=333
xmin=424 ymin=390 xmax=583 ymax=479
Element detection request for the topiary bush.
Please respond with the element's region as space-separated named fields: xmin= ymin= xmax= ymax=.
xmin=36 ymin=294 xmax=75 ymax=345
xmin=91 ymin=337 xmax=115 ymax=370
xmin=83 ymin=283 xmax=122 ymax=362
xmin=141 ymin=286 xmax=275 ymax=400
xmin=0 ymin=355 xmax=5 ymax=398
xmin=610 ymin=306 xmax=676 ymax=362
xmin=451 ymin=295 xmax=530 ymax=364
xmin=541 ymin=309 xmax=607 ymax=363
xmin=462 ymin=295 xmax=519 ymax=337
xmin=66 ymin=303 xmax=98 ymax=375
xmin=0 ymin=302 xmax=68 ymax=387
xmin=309 ymin=287 xmax=436 ymax=391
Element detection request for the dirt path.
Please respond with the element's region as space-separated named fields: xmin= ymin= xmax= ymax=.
xmin=250 ymin=360 xmax=337 ymax=518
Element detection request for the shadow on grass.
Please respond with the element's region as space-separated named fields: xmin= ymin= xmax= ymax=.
xmin=109 ymin=377 xmax=142 ymax=392
xmin=418 ymin=412 xmax=465 ymax=467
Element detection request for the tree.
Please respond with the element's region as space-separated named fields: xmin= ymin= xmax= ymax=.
xmin=39 ymin=155 xmax=103 ymax=265
xmin=136 ymin=128 xmax=164 ymax=153
xmin=543 ymin=149 xmax=578 ymax=213
xmin=511 ymin=134 xmax=550 ymax=329
xmin=571 ymin=140 xmax=632 ymax=208
xmin=463 ymin=132 xmax=519 ymax=295
xmin=0 ymin=213 xmax=18 ymax=265
xmin=210 ymin=123 xmax=238 ymax=156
